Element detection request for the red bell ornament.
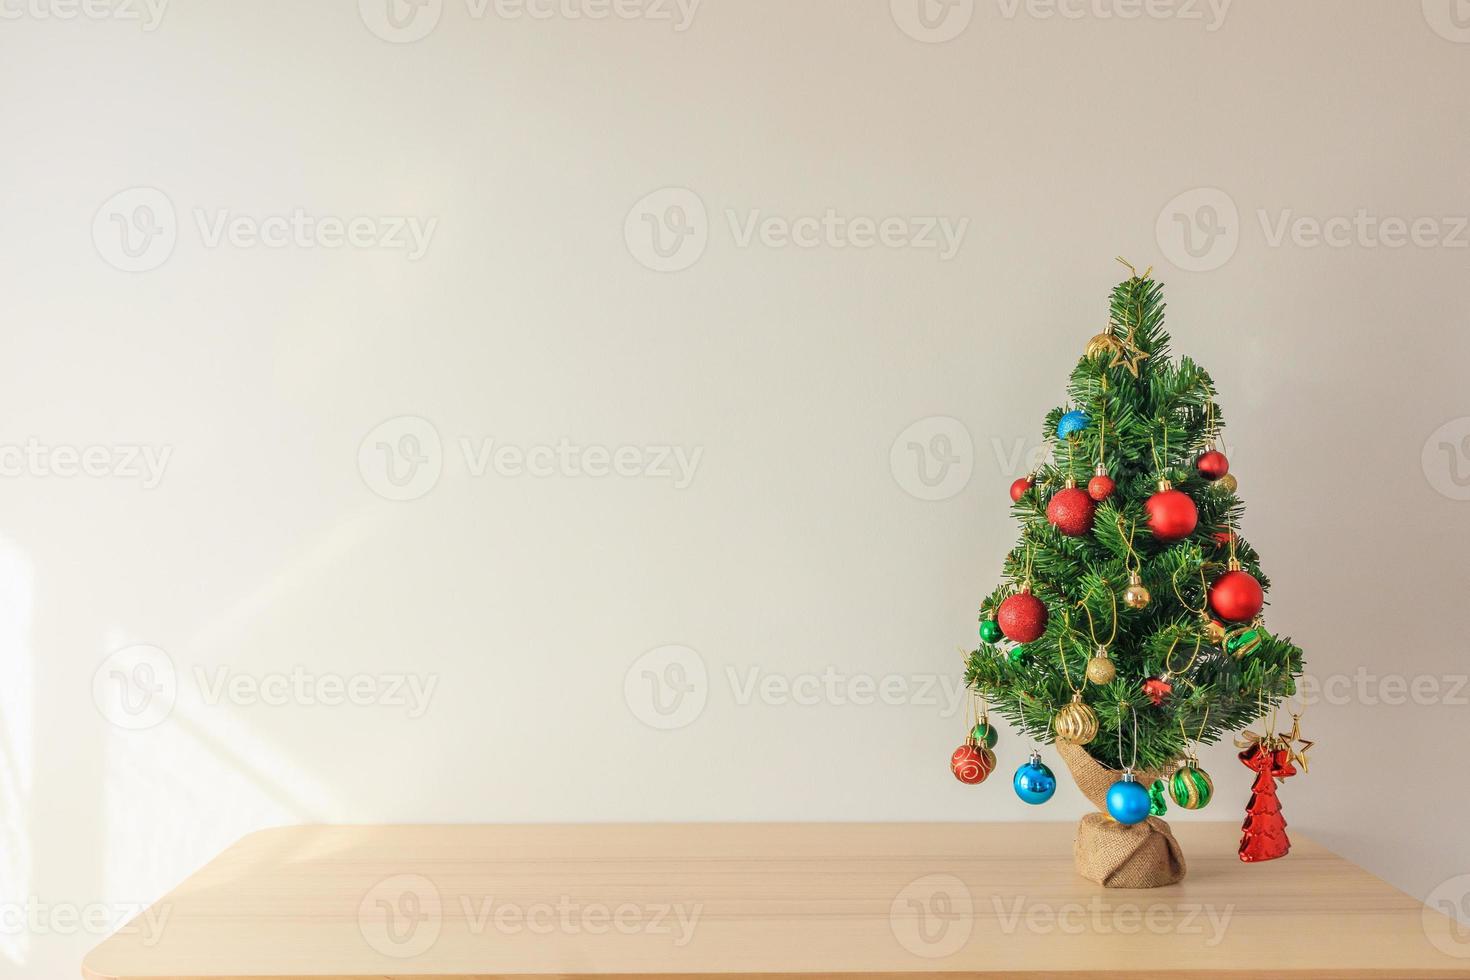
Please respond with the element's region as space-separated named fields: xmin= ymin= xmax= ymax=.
xmin=1009 ymin=476 xmax=1033 ymax=503
xmin=1047 ymin=478 xmax=1096 ymax=536
xmin=1197 ymin=449 xmax=1230 ymax=481
xmin=997 ymin=587 xmax=1048 ymax=644
xmin=1210 ymin=560 xmax=1264 ymax=622
xmin=1145 ymin=480 xmax=1198 ymax=542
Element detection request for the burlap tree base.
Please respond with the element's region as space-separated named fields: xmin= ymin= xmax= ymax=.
xmin=1056 ymin=741 xmax=1187 ymax=888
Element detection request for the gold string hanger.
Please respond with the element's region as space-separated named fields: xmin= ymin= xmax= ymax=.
xmin=1056 ymin=610 xmax=1083 ymax=696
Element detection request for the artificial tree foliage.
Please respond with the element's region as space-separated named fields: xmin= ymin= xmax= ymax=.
xmin=966 ymin=266 xmax=1304 ymax=772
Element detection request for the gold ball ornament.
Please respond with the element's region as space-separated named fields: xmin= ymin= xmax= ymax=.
xmin=1122 ymin=572 xmax=1151 ymax=610
xmin=1053 ymin=694 xmax=1099 ymax=745
xmin=1203 ymin=618 xmax=1227 ymax=645
xmin=1084 ymin=332 xmax=1123 ymax=360
xmin=1085 ymin=649 xmax=1116 ymax=685
xmin=1216 ymin=474 xmax=1238 ymax=493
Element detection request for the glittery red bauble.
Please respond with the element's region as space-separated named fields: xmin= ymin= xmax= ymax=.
xmin=1143 ymin=677 xmax=1173 ymax=706
xmin=1009 ymin=477 xmax=1033 ymax=503
xmin=1197 ymin=450 xmax=1230 ymax=480
xmin=997 ymin=591 xmax=1048 ymax=643
xmin=1086 ymin=474 xmax=1115 ymax=502
xmin=951 ymin=742 xmax=995 ymax=784
xmin=1145 ymin=488 xmax=1198 ymax=542
xmin=1210 ymin=569 xmax=1263 ymax=622
xmin=1046 ymin=486 xmax=1096 ymax=536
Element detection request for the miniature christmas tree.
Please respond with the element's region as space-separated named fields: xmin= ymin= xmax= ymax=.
xmin=959 ymin=261 xmax=1308 ymax=885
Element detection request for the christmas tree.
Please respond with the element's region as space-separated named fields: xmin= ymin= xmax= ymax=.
xmin=964 ymin=261 xmax=1305 ymax=788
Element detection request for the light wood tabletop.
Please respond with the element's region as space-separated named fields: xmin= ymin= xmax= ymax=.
xmin=83 ymin=822 xmax=1470 ymax=979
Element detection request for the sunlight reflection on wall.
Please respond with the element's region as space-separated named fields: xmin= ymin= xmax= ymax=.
xmin=0 ymin=542 xmax=33 ymax=966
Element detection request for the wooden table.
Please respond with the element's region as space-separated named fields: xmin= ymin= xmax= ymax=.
xmin=83 ymin=822 xmax=1470 ymax=979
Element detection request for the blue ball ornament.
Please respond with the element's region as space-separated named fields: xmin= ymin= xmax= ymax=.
xmin=1056 ymin=410 xmax=1091 ymax=439
xmin=1012 ymin=752 xmax=1056 ymax=805
xmin=1106 ymin=774 xmax=1152 ymax=825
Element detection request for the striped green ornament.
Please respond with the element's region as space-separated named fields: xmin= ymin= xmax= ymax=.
xmin=1169 ymin=762 xmax=1214 ymax=810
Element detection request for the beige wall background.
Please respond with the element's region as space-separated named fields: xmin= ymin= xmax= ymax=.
xmin=2 ymin=0 xmax=1469 ymax=973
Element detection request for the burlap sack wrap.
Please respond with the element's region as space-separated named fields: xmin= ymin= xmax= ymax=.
xmin=1056 ymin=741 xmax=1187 ymax=888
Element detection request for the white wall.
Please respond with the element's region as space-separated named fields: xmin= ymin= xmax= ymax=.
xmin=3 ymin=0 xmax=1470 ymax=973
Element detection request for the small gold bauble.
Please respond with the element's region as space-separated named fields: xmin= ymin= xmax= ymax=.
xmin=1216 ymin=474 xmax=1238 ymax=493
xmin=1054 ymin=694 xmax=1099 ymax=745
xmin=1122 ymin=572 xmax=1151 ymax=610
xmin=1085 ymin=332 xmax=1123 ymax=359
xmin=1204 ymin=619 xmax=1227 ymax=644
xmin=1085 ymin=655 xmax=1116 ymax=685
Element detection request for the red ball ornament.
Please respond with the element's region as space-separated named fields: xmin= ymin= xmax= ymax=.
xmin=1009 ymin=477 xmax=1033 ymax=503
xmin=997 ymin=589 xmax=1048 ymax=643
xmin=1145 ymin=482 xmax=1198 ymax=542
xmin=1047 ymin=483 xmax=1096 ymax=536
xmin=951 ymin=741 xmax=996 ymax=784
xmin=1210 ymin=567 xmax=1264 ymax=622
xmin=1087 ymin=467 xmax=1115 ymax=502
xmin=1197 ymin=450 xmax=1230 ymax=481
xmin=1213 ymin=530 xmax=1236 ymax=548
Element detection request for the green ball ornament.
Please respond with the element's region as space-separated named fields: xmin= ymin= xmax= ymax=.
xmin=979 ymin=619 xmax=1003 ymax=644
xmin=1226 ymin=627 xmax=1263 ymax=659
xmin=1007 ymin=645 xmax=1029 ymax=665
xmin=1169 ymin=763 xmax=1214 ymax=810
xmin=969 ymin=721 xmax=999 ymax=749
